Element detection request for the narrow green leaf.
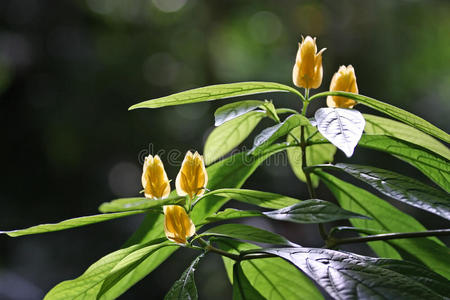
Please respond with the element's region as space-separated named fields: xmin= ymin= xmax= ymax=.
xmin=200 ymin=209 xmax=263 ymax=225
xmin=201 ymin=223 xmax=296 ymax=246
xmin=315 ymin=107 xmax=365 ymax=157
xmin=217 ymin=239 xmax=323 ymax=300
xmin=261 ymin=247 xmax=449 ymax=300
xmin=43 ymin=238 xmax=167 ymax=300
xmin=200 ymin=188 xmax=300 ymax=209
xmin=364 ymin=114 xmax=450 ymax=160
xmin=98 ymin=147 xmax=288 ymax=298
xmin=232 ymin=263 xmax=265 ymax=300
xmin=316 ymin=171 xmax=450 ymax=278
xmin=214 ymin=100 xmax=265 ymax=126
xmin=250 ymin=114 xmax=309 ymax=154
xmin=287 ymin=125 xmax=336 ymax=187
xmin=164 ymin=253 xmax=204 ymax=300
xmin=309 ymin=91 xmax=450 ymax=143
xmin=358 ymin=135 xmax=450 ymax=192
xmin=98 ymin=243 xmax=171 ymax=298
xmin=263 ymin=199 xmax=369 ymax=223
xmin=204 ymin=111 xmax=265 ymax=165
xmin=320 ymin=163 xmax=450 ymax=220
xmin=98 ymin=195 xmax=184 ymax=213
xmin=129 ymin=82 xmax=301 ymax=110
xmin=1 ymin=211 xmax=144 ymax=237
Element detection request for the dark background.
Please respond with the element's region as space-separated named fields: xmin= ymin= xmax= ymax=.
xmin=0 ymin=0 xmax=449 ymax=299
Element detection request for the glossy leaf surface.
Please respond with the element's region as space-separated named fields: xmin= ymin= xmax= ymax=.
xmin=214 ymin=100 xmax=265 ymax=126
xmin=129 ymin=82 xmax=301 ymax=109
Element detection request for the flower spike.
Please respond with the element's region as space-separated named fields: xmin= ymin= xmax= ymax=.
xmin=141 ymin=155 xmax=171 ymax=199
xmin=163 ymin=205 xmax=195 ymax=245
xmin=176 ymin=151 xmax=208 ymax=199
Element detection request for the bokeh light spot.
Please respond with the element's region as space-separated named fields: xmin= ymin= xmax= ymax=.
xmin=152 ymin=0 xmax=187 ymax=13
xmin=108 ymin=162 xmax=140 ymax=197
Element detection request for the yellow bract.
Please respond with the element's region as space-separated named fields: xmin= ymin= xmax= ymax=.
xmin=163 ymin=205 xmax=195 ymax=245
xmin=176 ymin=151 xmax=208 ymax=199
xmin=141 ymin=155 xmax=171 ymax=199
xmin=292 ymin=36 xmax=325 ymax=89
xmin=327 ymin=65 xmax=358 ymax=108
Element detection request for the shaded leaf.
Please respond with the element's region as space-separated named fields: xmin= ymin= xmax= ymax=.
xmin=310 ymin=91 xmax=450 ymax=143
xmin=217 ymin=239 xmax=323 ymax=300
xmin=1 ymin=211 xmax=144 ymax=237
xmin=201 ymin=209 xmax=263 ymax=225
xmin=233 ymin=263 xmax=265 ymax=300
xmin=201 ymin=223 xmax=296 ymax=246
xmin=316 ymin=171 xmax=450 ymax=278
xmin=358 ymin=135 xmax=450 ymax=192
xmin=204 ymin=111 xmax=265 ymax=165
xmin=364 ymin=114 xmax=450 ymax=160
xmin=250 ymin=114 xmax=309 ymax=154
xmin=320 ymin=163 xmax=450 ymax=220
xmin=261 ymin=247 xmax=449 ymax=300
xmin=98 ymin=243 xmax=171 ymax=298
xmin=44 ymin=238 xmax=167 ymax=300
xmin=164 ymin=253 xmax=204 ymax=300
xmin=287 ymin=125 xmax=336 ymax=187
xmin=200 ymin=188 xmax=300 ymax=209
xmin=263 ymin=199 xmax=369 ymax=223
xmin=214 ymin=100 xmax=265 ymax=126
xmin=315 ymin=108 xmax=365 ymax=157
xmin=129 ymin=82 xmax=301 ymax=110
xmin=99 ymin=195 xmax=184 ymax=213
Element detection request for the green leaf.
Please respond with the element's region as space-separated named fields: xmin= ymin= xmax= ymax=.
xmin=98 ymin=148 xmax=288 ymax=298
xmin=263 ymin=199 xmax=369 ymax=223
xmin=315 ymin=107 xmax=365 ymax=157
xmin=214 ymin=100 xmax=265 ymax=126
xmin=217 ymin=239 xmax=323 ymax=300
xmin=200 ymin=188 xmax=300 ymax=209
xmin=261 ymin=247 xmax=449 ymax=300
xmin=164 ymin=253 xmax=204 ymax=300
xmin=358 ymin=135 xmax=450 ymax=192
xmin=316 ymin=171 xmax=450 ymax=278
xmin=129 ymin=82 xmax=301 ymax=110
xmin=98 ymin=243 xmax=172 ymax=298
xmin=204 ymin=111 xmax=265 ymax=165
xmin=319 ymin=163 xmax=450 ymax=220
xmin=98 ymin=195 xmax=184 ymax=213
xmin=309 ymin=91 xmax=450 ymax=143
xmin=364 ymin=114 xmax=450 ymax=160
xmin=232 ymin=263 xmax=265 ymax=300
xmin=200 ymin=209 xmax=263 ymax=225
xmin=201 ymin=223 xmax=296 ymax=246
xmin=287 ymin=125 xmax=336 ymax=187
xmin=1 ymin=211 xmax=144 ymax=237
xmin=250 ymin=114 xmax=309 ymax=154
xmin=44 ymin=238 xmax=167 ymax=300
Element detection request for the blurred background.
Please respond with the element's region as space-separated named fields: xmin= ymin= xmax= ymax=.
xmin=0 ymin=0 xmax=449 ymax=299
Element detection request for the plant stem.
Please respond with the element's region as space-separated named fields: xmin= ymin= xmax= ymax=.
xmin=327 ymin=229 xmax=450 ymax=248
xmin=196 ymin=237 xmax=242 ymax=261
xmin=300 ymin=90 xmax=327 ymax=240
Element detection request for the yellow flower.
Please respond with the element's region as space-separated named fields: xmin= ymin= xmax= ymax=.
xmin=292 ymin=36 xmax=326 ymax=89
xmin=327 ymin=65 xmax=358 ymax=108
xmin=163 ymin=205 xmax=195 ymax=245
xmin=176 ymin=151 xmax=208 ymax=199
xmin=141 ymin=155 xmax=171 ymax=199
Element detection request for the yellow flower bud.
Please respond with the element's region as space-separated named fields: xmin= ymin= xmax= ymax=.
xmin=327 ymin=65 xmax=358 ymax=108
xmin=163 ymin=205 xmax=195 ymax=245
xmin=176 ymin=151 xmax=208 ymax=199
xmin=141 ymin=155 xmax=171 ymax=199
xmin=292 ymin=36 xmax=326 ymax=89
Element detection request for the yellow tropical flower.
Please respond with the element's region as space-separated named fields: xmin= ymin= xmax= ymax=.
xmin=141 ymin=155 xmax=171 ymax=199
xmin=292 ymin=36 xmax=326 ymax=89
xmin=176 ymin=151 xmax=208 ymax=198
xmin=327 ymin=65 xmax=358 ymax=108
xmin=163 ymin=205 xmax=195 ymax=245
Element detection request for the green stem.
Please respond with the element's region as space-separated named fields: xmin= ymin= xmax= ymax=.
xmin=300 ymin=89 xmax=327 ymax=240
xmin=327 ymin=229 xmax=450 ymax=248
